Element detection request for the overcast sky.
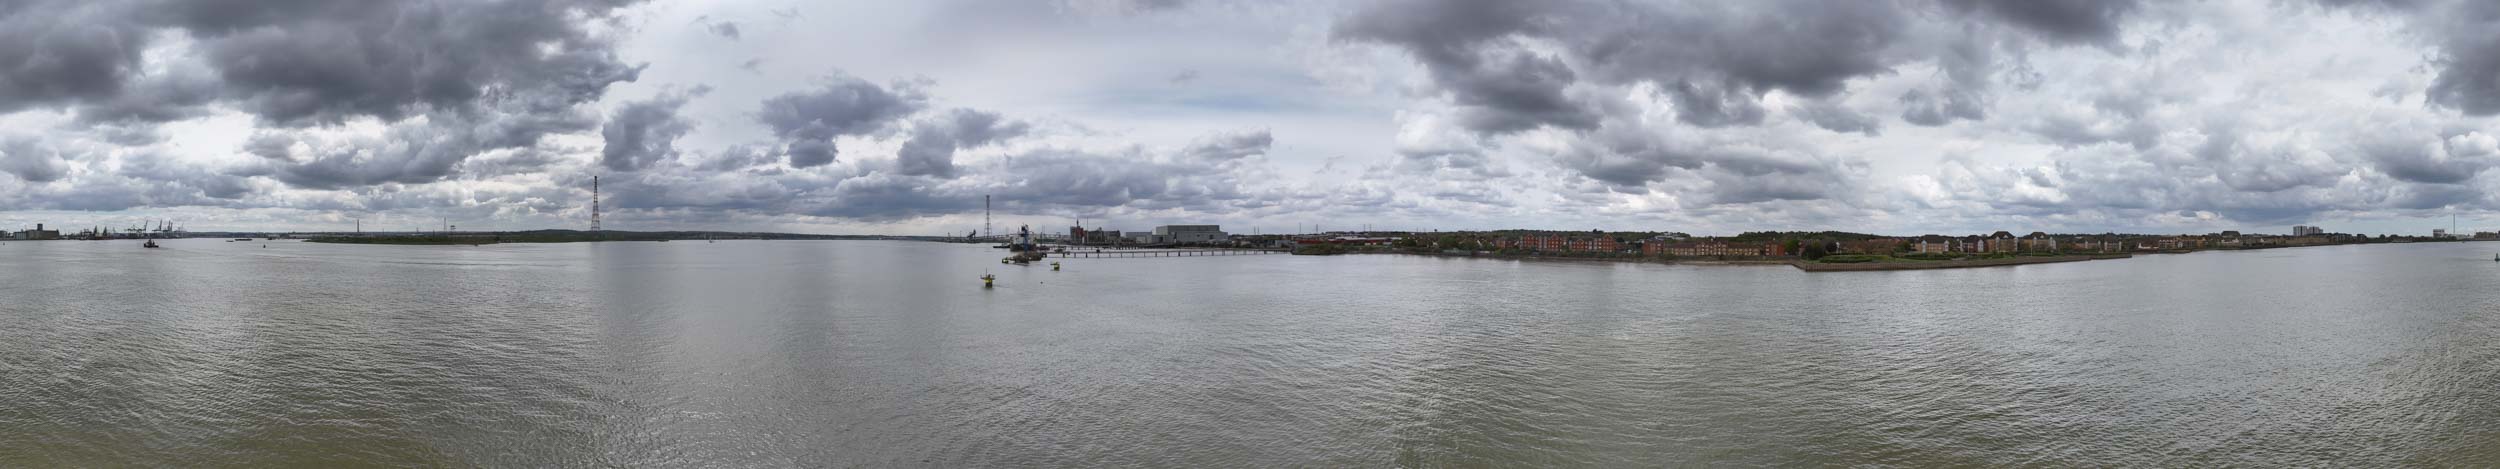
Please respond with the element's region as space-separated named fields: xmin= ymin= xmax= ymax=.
xmin=6 ymin=0 xmax=2500 ymax=236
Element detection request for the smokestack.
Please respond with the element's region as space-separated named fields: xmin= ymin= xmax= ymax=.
xmin=34 ymin=224 xmax=40 ymax=231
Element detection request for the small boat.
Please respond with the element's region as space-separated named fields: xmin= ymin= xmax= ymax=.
xmin=142 ymin=240 xmax=160 ymax=248
xmin=981 ymin=274 xmax=996 ymax=288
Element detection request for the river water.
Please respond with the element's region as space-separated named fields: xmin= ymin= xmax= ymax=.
xmin=2 ymin=239 xmax=2496 ymax=466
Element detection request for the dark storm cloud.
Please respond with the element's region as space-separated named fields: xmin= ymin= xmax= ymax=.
xmin=1332 ymin=0 xmax=1594 ymax=133
xmin=894 ymin=109 xmax=1028 ymax=177
xmin=757 ymin=75 xmax=930 ymax=167
xmin=0 ymin=1 xmax=150 ymax=113
xmin=73 ymin=69 xmax=224 ymax=124
xmin=1937 ymin=0 xmax=2141 ymax=44
xmin=2422 ymin=1 xmax=2500 ymax=116
xmin=602 ymin=87 xmax=709 ymax=172
xmin=149 ymin=0 xmax=647 ymax=126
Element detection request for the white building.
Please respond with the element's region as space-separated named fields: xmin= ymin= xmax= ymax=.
xmin=1153 ymin=225 xmax=1228 ymax=244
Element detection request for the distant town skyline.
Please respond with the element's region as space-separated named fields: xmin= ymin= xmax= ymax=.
xmin=8 ymin=0 xmax=2500 ymax=237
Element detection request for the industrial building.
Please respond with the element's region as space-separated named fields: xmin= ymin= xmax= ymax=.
xmin=1153 ymin=225 xmax=1227 ymax=244
xmin=12 ymin=224 xmax=59 ymax=240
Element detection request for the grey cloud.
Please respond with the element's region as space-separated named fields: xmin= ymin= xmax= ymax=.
xmin=259 ymin=104 xmax=600 ymax=189
xmin=1553 ymin=122 xmax=1854 ymax=206
xmin=1340 ymin=0 xmax=2167 ymax=137
xmin=612 ymin=128 xmax=1274 ymax=222
xmin=91 ymin=124 xmax=165 ymax=146
xmin=895 ymin=109 xmax=1029 ymax=178
xmin=73 ymin=67 xmax=223 ymax=124
xmin=1900 ymin=86 xmax=1987 ymax=127
xmin=602 ymin=88 xmax=708 ymax=172
xmin=1338 ymin=0 xmax=1915 ymax=131
xmin=0 ymin=137 xmax=73 ymax=183
xmin=1333 ymin=0 xmax=1594 ymax=133
xmin=1938 ymin=0 xmax=2141 ymax=44
xmin=0 ymin=0 xmax=654 ymax=191
xmin=2027 ymin=112 xmax=2160 ymax=150
xmin=157 ymin=0 xmax=647 ymax=126
xmin=1061 ymin=0 xmax=1192 ymax=15
xmin=1911 ymin=118 xmax=2500 ymax=228
xmin=2362 ymin=131 xmax=2499 ymax=184
xmin=0 ymin=1 xmax=149 ymax=113
xmin=1393 ymin=151 xmax=1509 ymax=181
xmin=2312 ymin=0 xmax=2432 ymax=12
xmin=695 ymin=144 xmax=776 ymax=172
xmin=708 ymin=21 xmax=742 ymax=40
xmin=1180 ymin=130 xmax=1271 ymax=162
xmin=118 ymin=151 xmax=259 ymax=200
xmin=2323 ymin=0 xmax=2500 ymax=116
xmin=2424 ymin=1 xmax=2500 ymax=115
xmin=1790 ymin=100 xmax=1882 ymax=136
xmin=757 ymin=74 xmax=929 ymax=167
xmin=242 ymin=132 xmax=297 ymax=160
xmin=1900 ymin=35 xmax=1998 ymax=126
xmin=1426 ymin=183 xmax=1512 ymax=207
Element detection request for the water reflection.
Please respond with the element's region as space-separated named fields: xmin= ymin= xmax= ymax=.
xmin=2 ymin=239 xmax=2498 ymax=465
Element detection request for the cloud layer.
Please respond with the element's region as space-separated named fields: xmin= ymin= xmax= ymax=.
xmin=4 ymin=0 xmax=2500 ymax=236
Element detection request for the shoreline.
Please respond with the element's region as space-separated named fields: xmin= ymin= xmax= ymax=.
xmin=1789 ymin=254 xmax=2133 ymax=272
xmin=1363 ymin=249 xmax=2144 ymax=271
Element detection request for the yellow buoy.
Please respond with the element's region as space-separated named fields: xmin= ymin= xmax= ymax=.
xmin=982 ymin=274 xmax=996 ymax=288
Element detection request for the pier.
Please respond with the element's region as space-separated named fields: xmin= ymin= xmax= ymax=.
xmin=1053 ymin=248 xmax=1287 ymax=258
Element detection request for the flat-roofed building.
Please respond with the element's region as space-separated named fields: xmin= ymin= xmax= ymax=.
xmin=1153 ymin=225 xmax=1228 ymax=244
xmin=13 ymin=224 xmax=59 ymax=240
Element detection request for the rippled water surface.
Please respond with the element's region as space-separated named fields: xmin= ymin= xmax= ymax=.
xmin=3 ymin=239 xmax=2498 ymax=466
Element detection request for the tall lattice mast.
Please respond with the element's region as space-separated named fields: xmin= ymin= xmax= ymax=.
xmin=591 ymin=176 xmax=603 ymax=231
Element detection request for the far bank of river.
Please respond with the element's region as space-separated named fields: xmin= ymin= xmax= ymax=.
xmin=1789 ymin=253 xmax=2134 ymax=272
xmin=1367 ymin=250 xmax=2139 ymax=272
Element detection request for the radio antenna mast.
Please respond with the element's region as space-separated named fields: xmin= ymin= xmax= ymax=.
xmin=591 ymin=175 xmax=603 ymax=232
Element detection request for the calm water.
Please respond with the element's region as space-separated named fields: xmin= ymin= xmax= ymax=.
xmin=2 ymin=239 xmax=2497 ymax=466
